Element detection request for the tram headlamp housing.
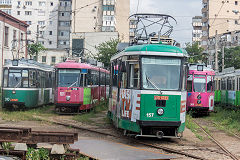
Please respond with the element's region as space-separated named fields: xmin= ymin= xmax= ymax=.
xmin=197 ymin=100 xmax=201 ymax=104
xmin=12 ymin=90 xmax=16 ymax=94
xmin=197 ymin=95 xmax=201 ymax=99
xmin=66 ymin=96 xmax=70 ymax=101
xmin=157 ymin=108 xmax=164 ymax=116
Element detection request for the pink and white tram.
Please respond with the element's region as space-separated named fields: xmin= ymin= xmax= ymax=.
xmin=186 ymin=64 xmax=215 ymax=114
xmin=55 ymin=60 xmax=110 ymax=113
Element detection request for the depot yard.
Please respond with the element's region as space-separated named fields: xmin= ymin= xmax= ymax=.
xmin=0 ymin=102 xmax=239 ymax=160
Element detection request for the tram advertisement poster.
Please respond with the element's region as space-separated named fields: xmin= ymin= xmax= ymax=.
xmin=120 ymin=89 xmax=141 ymax=122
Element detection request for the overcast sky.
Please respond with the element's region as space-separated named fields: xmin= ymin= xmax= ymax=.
xmin=130 ymin=0 xmax=202 ymax=47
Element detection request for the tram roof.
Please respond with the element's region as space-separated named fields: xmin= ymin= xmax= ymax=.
xmin=55 ymin=61 xmax=110 ymax=73
xmin=111 ymin=44 xmax=188 ymax=61
xmin=4 ymin=59 xmax=53 ymax=72
xmin=188 ymin=65 xmax=215 ymax=75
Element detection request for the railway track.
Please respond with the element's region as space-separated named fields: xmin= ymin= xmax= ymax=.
xmin=35 ymin=115 xmax=208 ymax=160
xmin=193 ymin=120 xmax=239 ymax=160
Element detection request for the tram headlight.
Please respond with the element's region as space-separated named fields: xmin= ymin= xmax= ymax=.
xmin=197 ymin=100 xmax=201 ymax=104
xmin=157 ymin=108 xmax=164 ymax=116
xmin=66 ymin=96 xmax=70 ymax=101
xmin=12 ymin=90 xmax=16 ymax=94
xmin=197 ymin=95 xmax=201 ymax=99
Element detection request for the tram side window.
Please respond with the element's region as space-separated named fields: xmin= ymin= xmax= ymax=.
xmin=100 ymin=72 xmax=105 ymax=85
xmin=29 ymin=70 xmax=36 ymax=88
xmin=129 ymin=63 xmax=140 ymax=88
xmin=233 ymin=79 xmax=235 ymax=91
xmin=113 ymin=65 xmax=118 ymax=87
xmin=221 ymin=80 xmax=226 ymax=90
xmin=22 ymin=70 xmax=29 ymax=87
xmin=207 ymin=76 xmax=213 ymax=92
xmin=227 ymin=79 xmax=232 ymax=90
xmin=187 ymin=74 xmax=193 ymax=92
xmin=3 ymin=69 xmax=8 ymax=87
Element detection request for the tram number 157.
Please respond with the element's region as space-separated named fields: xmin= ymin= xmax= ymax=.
xmin=146 ymin=113 xmax=154 ymax=117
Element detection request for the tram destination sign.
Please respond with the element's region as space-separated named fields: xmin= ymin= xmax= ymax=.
xmin=154 ymin=96 xmax=169 ymax=100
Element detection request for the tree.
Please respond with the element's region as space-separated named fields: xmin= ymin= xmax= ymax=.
xmin=28 ymin=43 xmax=46 ymax=61
xmin=218 ymin=46 xmax=240 ymax=71
xmin=95 ymin=39 xmax=120 ymax=68
xmin=185 ymin=42 xmax=206 ymax=64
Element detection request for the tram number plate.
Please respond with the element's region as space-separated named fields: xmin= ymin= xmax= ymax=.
xmin=146 ymin=113 xmax=154 ymax=117
xmin=154 ymin=96 xmax=169 ymax=100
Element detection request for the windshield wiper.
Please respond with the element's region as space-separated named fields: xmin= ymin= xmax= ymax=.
xmin=145 ymin=74 xmax=162 ymax=94
xmin=14 ymin=81 xmax=21 ymax=88
xmin=68 ymin=78 xmax=79 ymax=88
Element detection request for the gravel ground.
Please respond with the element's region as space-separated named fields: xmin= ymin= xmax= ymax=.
xmin=0 ymin=111 xmax=239 ymax=160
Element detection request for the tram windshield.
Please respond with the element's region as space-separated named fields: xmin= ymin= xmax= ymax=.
xmin=142 ymin=57 xmax=181 ymax=90
xmin=8 ymin=70 xmax=22 ymax=88
xmin=193 ymin=76 xmax=206 ymax=92
xmin=58 ymin=69 xmax=81 ymax=87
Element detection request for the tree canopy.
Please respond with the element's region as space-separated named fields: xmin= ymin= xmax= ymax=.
xmin=28 ymin=43 xmax=46 ymax=60
xmin=218 ymin=46 xmax=240 ymax=71
xmin=185 ymin=42 xmax=206 ymax=64
xmin=95 ymin=39 xmax=120 ymax=68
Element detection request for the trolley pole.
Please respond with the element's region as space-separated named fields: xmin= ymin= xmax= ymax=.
xmin=215 ymin=30 xmax=219 ymax=72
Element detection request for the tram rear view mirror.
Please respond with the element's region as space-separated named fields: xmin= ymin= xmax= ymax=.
xmin=121 ymin=62 xmax=126 ymax=72
xmin=12 ymin=60 xmax=18 ymax=66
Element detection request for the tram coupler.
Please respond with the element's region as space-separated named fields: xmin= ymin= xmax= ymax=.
xmin=156 ymin=131 xmax=164 ymax=139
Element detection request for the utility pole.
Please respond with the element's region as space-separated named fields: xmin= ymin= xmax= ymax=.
xmin=222 ymin=45 xmax=225 ymax=71
xmin=215 ymin=30 xmax=219 ymax=72
xmin=36 ymin=25 xmax=39 ymax=43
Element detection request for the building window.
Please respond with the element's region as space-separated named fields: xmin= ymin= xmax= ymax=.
xmin=1 ymin=9 xmax=11 ymax=15
xmin=27 ymin=30 xmax=31 ymax=35
xmin=50 ymin=2 xmax=53 ymax=6
xmin=58 ymin=40 xmax=69 ymax=45
xmin=17 ymin=1 xmax=20 ymax=5
xmin=59 ymin=31 xmax=69 ymax=36
xmin=51 ymin=56 xmax=56 ymax=63
xmin=59 ymin=21 xmax=70 ymax=26
xmin=17 ymin=11 xmax=20 ymax=15
xmin=39 ymin=1 xmax=46 ymax=6
xmin=102 ymin=5 xmax=115 ymax=11
xmin=235 ymin=20 xmax=239 ymax=24
xmin=38 ymin=21 xmax=45 ymax=26
xmin=61 ymin=12 xmax=64 ymax=16
xmin=26 ymin=21 xmax=31 ymax=25
xmin=39 ymin=41 xmax=44 ymax=45
xmin=49 ymin=31 xmax=52 ymax=35
xmin=39 ymin=31 xmax=44 ymax=35
xmin=49 ymin=41 xmax=52 ymax=45
xmin=49 ymin=21 xmax=53 ymax=25
xmin=4 ymin=26 xmax=9 ymax=47
xmin=235 ymin=1 xmax=238 ymax=5
xmin=25 ymin=1 xmax=32 ymax=6
xmin=42 ymin=56 xmax=46 ymax=63
xmin=25 ymin=11 xmax=32 ymax=15
xmin=0 ymin=0 xmax=12 ymax=5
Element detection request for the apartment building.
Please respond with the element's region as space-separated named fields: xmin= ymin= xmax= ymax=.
xmin=0 ymin=10 xmax=28 ymax=83
xmin=71 ymin=0 xmax=130 ymax=57
xmin=0 ymin=0 xmax=71 ymax=65
xmin=192 ymin=16 xmax=203 ymax=45
xmin=202 ymin=0 xmax=240 ymax=65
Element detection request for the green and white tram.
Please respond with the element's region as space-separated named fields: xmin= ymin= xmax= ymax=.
xmin=108 ymin=44 xmax=188 ymax=138
xmin=2 ymin=59 xmax=54 ymax=110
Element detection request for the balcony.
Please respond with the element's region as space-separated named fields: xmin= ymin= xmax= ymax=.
xmin=202 ymin=7 xmax=208 ymax=13
xmin=202 ymin=26 xmax=208 ymax=31
xmin=202 ymin=17 xmax=208 ymax=23
xmin=202 ymin=0 xmax=208 ymax=4
xmin=193 ymin=30 xmax=202 ymax=34
xmin=193 ymin=22 xmax=202 ymax=27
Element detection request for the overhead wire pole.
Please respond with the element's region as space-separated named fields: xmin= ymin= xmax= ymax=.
xmin=215 ymin=30 xmax=219 ymax=72
xmin=222 ymin=44 xmax=225 ymax=71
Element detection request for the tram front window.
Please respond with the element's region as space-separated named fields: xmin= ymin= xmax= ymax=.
xmin=142 ymin=57 xmax=181 ymax=90
xmin=193 ymin=76 xmax=206 ymax=92
xmin=8 ymin=70 xmax=22 ymax=88
xmin=58 ymin=69 xmax=81 ymax=87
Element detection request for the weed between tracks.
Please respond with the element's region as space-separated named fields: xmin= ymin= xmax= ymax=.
xmin=0 ymin=105 xmax=55 ymax=122
xmin=73 ymin=101 xmax=109 ymax=124
xmin=186 ymin=115 xmax=204 ymax=140
xmin=205 ymin=106 xmax=240 ymax=135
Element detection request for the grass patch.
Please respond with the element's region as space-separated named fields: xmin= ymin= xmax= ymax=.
xmin=206 ymin=106 xmax=240 ymax=135
xmin=0 ymin=105 xmax=56 ymax=122
xmin=186 ymin=115 xmax=204 ymax=140
xmin=73 ymin=101 xmax=108 ymax=124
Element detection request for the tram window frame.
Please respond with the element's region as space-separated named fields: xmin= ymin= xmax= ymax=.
xmin=207 ymin=76 xmax=213 ymax=92
xmin=8 ymin=69 xmax=22 ymax=88
xmin=112 ymin=63 xmax=118 ymax=87
xmin=129 ymin=62 xmax=140 ymax=89
xmin=29 ymin=69 xmax=37 ymax=88
xmin=22 ymin=69 xmax=29 ymax=88
xmin=3 ymin=69 xmax=8 ymax=87
xmin=187 ymin=74 xmax=193 ymax=92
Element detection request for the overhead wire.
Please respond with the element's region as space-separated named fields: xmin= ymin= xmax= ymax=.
xmin=210 ymin=0 xmax=226 ymax=27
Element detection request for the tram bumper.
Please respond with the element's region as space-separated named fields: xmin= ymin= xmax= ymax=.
xmin=55 ymin=103 xmax=81 ymax=113
xmin=4 ymin=101 xmax=25 ymax=109
xmin=136 ymin=120 xmax=182 ymax=138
